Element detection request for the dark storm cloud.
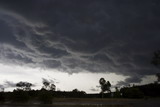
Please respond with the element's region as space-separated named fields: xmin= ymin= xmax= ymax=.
xmin=0 ymin=0 xmax=160 ymax=84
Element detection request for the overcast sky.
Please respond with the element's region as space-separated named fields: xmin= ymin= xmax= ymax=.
xmin=0 ymin=0 xmax=160 ymax=93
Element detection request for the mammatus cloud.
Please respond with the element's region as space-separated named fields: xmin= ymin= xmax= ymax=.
xmin=0 ymin=0 xmax=160 ymax=85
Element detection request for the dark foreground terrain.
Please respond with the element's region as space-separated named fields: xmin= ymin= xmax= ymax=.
xmin=0 ymin=98 xmax=160 ymax=107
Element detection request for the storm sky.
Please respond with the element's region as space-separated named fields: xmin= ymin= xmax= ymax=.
xmin=0 ymin=0 xmax=160 ymax=93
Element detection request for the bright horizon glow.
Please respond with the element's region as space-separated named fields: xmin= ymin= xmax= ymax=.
xmin=0 ymin=63 xmax=131 ymax=93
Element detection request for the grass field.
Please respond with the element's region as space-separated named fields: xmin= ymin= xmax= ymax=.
xmin=1 ymin=98 xmax=160 ymax=107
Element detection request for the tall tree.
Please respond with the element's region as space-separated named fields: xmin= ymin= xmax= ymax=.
xmin=50 ymin=84 xmax=56 ymax=91
xmin=42 ymin=81 xmax=50 ymax=90
xmin=42 ymin=80 xmax=56 ymax=91
xmin=99 ymin=78 xmax=111 ymax=98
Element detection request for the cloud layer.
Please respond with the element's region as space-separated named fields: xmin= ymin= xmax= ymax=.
xmin=0 ymin=0 xmax=160 ymax=85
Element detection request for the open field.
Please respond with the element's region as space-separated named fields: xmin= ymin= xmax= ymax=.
xmin=1 ymin=98 xmax=160 ymax=107
xmin=0 ymin=105 xmax=130 ymax=107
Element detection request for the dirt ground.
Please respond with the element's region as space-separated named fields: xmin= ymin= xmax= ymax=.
xmin=0 ymin=98 xmax=160 ymax=107
xmin=52 ymin=98 xmax=160 ymax=107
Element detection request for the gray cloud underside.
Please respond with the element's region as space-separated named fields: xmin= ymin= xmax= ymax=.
xmin=0 ymin=0 xmax=160 ymax=84
xmin=42 ymin=77 xmax=59 ymax=84
xmin=90 ymin=87 xmax=99 ymax=92
xmin=116 ymin=75 xmax=143 ymax=87
xmin=0 ymin=81 xmax=36 ymax=89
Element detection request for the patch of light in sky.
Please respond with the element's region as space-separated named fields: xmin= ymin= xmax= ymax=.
xmin=0 ymin=63 xmax=132 ymax=93
xmin=140 ymin=75 xmax=157 ymax=85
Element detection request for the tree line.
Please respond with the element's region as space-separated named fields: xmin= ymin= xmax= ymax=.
xmin=0 ymin=77 xmax=160 ymax=104
xmin=0 ymin=50 xmax=160 ymax=104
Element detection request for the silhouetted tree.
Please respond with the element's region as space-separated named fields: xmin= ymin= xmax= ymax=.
xmin=42 ymin=81 xmax=50 ymax=90
xmin=50 ymin=84 xmax=56 ymax=91
xmin=114 ymin=87 xmax=121 ymax=98
xmin=42 ymin=81 xmax=56 ymax=91
xmin=72 ymin=89 xmax=79 ymax=93
xmin=16 ymin=81 xmax=32 ymax=91
xmin=99 ymin=78 xmax=111 ymax=98
xmin=70 ymin=89 xmax=86 ymax=98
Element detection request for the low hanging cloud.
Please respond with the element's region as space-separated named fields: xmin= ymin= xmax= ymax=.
xmin=1 ymin=81 xmax=37 ymax=89
xmin=42 ymin=78 xmax=59 ymax=84
xmin=0 ymin=85 xmax=4 ymax=89
xmin=116 ymin=75 xmax=144 ymax=87
xmin=0 ymin=81 xmax=17 ymax=89
xmin=4 ymin=81 xmax=16 ymax=88
xmin=90 ymin=87 xmax=100 ymax=92
xmin=0 ymin=0 xmax=160 ymax=85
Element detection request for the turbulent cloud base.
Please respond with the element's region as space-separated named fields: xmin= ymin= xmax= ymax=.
xmin=0 ymin=0 xmax=160 ymax=87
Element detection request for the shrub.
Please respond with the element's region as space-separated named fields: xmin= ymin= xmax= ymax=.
xmin=12 ymin=90 xmax=30 ymax=102
xmin=39 ymin=90 xmax=53 ymax=104
xmin=121 ymin=87 xmax=144 ymax=98
xmin=0 ymin=92 xmax=5 ymax=102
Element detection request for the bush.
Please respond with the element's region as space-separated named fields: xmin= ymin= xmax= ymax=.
xmin=39 ymin=90 xmax=53 ymax=104
xmin=114 ymin=92 xmax=121 ymax=98
xmin=0 ymin=92 xmax=5 ymax=102
xmin=12 ymin=90 xmax=30 ymax=102
xmin=121 ymin=87 xmax=144 ymax=98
